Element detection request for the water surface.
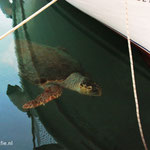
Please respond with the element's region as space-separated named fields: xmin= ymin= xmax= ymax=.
xmin=0 ymin=0 xmax=150 ymax=150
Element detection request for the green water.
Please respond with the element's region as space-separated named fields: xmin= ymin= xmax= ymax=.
xmin=0 ymin=0 xmax=150 ymax=150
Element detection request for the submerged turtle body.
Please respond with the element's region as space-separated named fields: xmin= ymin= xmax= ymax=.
xmin=19 ymin=40 xmax=102 ymax=109
xmin=19 ymin=40 xmax=83 ymax=85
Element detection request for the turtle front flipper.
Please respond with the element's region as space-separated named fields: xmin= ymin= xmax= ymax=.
xmin=22 ymin=85 xmax=62 ymax=109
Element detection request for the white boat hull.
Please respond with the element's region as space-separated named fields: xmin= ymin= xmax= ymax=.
xmin=66 ymin=0 xmax=150 ymax=55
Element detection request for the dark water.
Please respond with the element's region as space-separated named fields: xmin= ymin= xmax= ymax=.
xmin=0 ymin=0 xmax=150 ymax=150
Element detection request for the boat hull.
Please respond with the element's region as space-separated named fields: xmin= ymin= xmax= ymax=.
xmin=66 ymin=0 xmax=150 ymax=56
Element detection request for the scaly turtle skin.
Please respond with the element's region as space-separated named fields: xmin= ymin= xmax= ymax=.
xmin=19 ymin=40 xmax=102 ymax=109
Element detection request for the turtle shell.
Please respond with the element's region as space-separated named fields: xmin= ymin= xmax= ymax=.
xmin=17 ymin=40 xmax=83 ymax=85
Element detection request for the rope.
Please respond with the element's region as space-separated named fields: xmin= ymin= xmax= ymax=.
xmin=125 ymin=1 xmax=148 ymax=150
xmin=0 ymin=0 xmax=58 ymax=40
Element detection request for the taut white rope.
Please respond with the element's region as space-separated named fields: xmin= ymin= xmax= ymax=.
xmin=125 ymin=1 xmax=148 ymax=150
xmin=0 ymin=0 xmax=58 ymax=40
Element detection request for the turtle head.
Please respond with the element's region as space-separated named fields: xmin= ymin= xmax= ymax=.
xmin=80 ymin=78 xmax=102 ymax=96
xmin=61 ymin=73 xmax=102 ymax=96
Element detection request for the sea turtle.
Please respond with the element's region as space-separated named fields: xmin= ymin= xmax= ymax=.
xmin=19 ymin=40 xmax=102 ymax=109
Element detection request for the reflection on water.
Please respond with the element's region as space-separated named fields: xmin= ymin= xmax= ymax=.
xmin=0 ymin=0 xmax=12 ymax=18
xmin=0 ymin=0 xmax=150 ymax=150
xmin=7 ymin=85 xmax=63 ymax=150
xmin=0 ymin=1 xmax=33 ymax=150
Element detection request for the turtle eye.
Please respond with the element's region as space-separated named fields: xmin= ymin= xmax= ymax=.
xmin=80 ymin=79 xmax=93 ymax=89
xmin=80 ymin=83 xmax=85 ymax=87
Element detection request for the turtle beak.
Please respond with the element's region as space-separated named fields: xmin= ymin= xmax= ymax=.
xmin=91 ymin=84 xmax=102 ymax=96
